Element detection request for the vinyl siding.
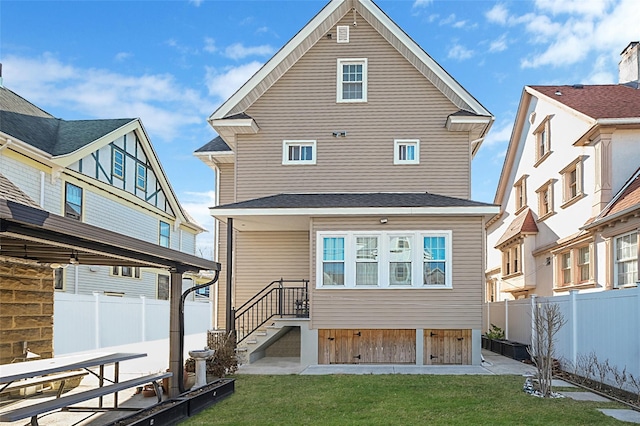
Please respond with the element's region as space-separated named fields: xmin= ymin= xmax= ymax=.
xmin=234 ymin=231 xmax=310 ymax=313
xmin=236 ymin=14 xmax=470 ymax=201
xmin=310 ymin=216 xmax=484 ymax=330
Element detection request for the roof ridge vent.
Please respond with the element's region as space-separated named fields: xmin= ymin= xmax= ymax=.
xmin=572 ymin=84 xmax=584 ymax=89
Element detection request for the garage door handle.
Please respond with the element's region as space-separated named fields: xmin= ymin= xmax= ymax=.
xmin=353 ymin=355 xmax=361 ymax=359
xmin=430 ymin=332 xmax=438 ymax=337
xmin=354 ymin=331 xmax=361 ymax=336
xmin=430 ymin=355 xmax=438 ymax=360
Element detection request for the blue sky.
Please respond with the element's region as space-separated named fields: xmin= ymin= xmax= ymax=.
xmin=2 ymin=0 xmax=638 ymax=257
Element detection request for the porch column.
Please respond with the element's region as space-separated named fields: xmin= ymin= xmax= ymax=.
xmin=168 ymin=269 xmax=183 ymax=398
xmin=226 ymin=218 xmax=235 ymax=334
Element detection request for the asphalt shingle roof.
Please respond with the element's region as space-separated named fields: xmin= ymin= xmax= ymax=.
xmin=214 ymin=192 xmax=497 ymax=210
xmin=1 ymin=86 xmax=134 ymax=156
xmin=0 ymin=172 xmax=40 ymax=208
xmin=530 ymin=84 xmax=640 ymax=119
xmin=495 ymin=208 xmax=538 ymax=248
xmin=195 ymin=135 xmax=231 ymax=153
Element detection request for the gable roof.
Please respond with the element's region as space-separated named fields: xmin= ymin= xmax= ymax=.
xmin=208 ymin=0 xmax=492 ymax=139
xmin=530 ymin=84 xmax=640 ymax=120
xmin=495 ymin=208 xmax=538 ymax=248
xmin=586 ymin=167 xmax=640 ymax=229
xmin=0 ymin=86 xmax=135 ymax=156
xmin=0 ymin=86 xmax=204 ymax=233
xmin=0 ymin=172 xmax=40 ymax=208
xmin=195 ymin=136 xmax=231 ymax=153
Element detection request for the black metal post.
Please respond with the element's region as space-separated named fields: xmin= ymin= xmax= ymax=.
xmin=226 ymin=218 xmax=234 ymax=334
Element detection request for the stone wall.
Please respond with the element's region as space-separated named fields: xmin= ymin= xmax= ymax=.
xmin=0 ymin=259 xmax=54 ymax=364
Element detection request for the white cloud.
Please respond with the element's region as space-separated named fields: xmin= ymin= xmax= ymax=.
xmin=483 ymin=119 xmax=513 ymax=148
xmin=114 ymin=52 xmax=132 ymax=62
xmin=489 ymin=34 xmax=508 ymax=53
xmin=440 ymin=14 xmax=456 ymax=26
xmin=2 ymin=54 xmax=210 ymax=141
xmin=223 ymin=43 xmax=274 ymax=60
xmin=447 ymin=44 xmax=474 ymax=61
xmin=485 ymin=4 xmax=509 ymax=25
xmin=205 ymin=61 xmax=263 ymax=100
xmin=203 ymin=37 xmax=216 ymax=53
xmin=412 ymin=0 xmax=433 ymax=8
xmin=189 ymin=0 xmax=203 ymax=7
xmin=534 ymin=0 xmax=615 ymax=17
xmin=181 ymin=190 xmax=217 ymax=260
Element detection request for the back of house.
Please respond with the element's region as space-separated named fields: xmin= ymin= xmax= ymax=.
xmin=196 ymin=0 xmax=498 ymax=366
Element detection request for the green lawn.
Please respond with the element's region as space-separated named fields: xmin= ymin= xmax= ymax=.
xmin=182 ymin=375 xmax=627 ymax=425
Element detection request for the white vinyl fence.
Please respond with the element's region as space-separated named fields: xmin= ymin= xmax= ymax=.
xmin=483 ymin=286 xmax=640 ymax=384
xmin=54 ymin=292 xmax=213 ymax=355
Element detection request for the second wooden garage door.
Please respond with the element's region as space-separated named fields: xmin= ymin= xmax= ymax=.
xmin=424 ymin=329 xmax=471 ymax=365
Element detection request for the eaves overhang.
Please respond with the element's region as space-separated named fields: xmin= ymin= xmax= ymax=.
xmin=208 ymin=118 xmax=259 ymax=150
xmin=210 ymin=205 xmax=500 ymax=232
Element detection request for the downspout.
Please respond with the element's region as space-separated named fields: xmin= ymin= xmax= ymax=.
xmin=214 ymin=164 xmax=220 ymax=330
xmin=178 ymin=270 xmax=219 ymax=394
xmin=39 ymin=171 xmax=46 ymax=208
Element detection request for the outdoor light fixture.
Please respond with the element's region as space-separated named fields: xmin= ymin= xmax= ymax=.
xmin=69 ymin=252 xmax=79 ymax=265
xmin=332 ymin=131 xmax=347 ymax=137
xmin=380 ymin=217 xmax=388 ymax=224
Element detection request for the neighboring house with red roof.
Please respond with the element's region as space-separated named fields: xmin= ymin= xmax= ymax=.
xmin=196 ymin=0 xmax=498 ymax=367
xmin=486 ymin=42 xmax=640 ymax=301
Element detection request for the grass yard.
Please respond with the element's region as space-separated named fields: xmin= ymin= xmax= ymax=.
xmin=182 ymin=374 xmax=628 ymax=425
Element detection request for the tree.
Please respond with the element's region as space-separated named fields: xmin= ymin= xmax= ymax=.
xmin=529 ymin=302 xmax=566 ymax=397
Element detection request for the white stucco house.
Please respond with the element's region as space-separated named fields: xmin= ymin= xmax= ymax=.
xmin=486 ymin=42 xmax=640 ymax=300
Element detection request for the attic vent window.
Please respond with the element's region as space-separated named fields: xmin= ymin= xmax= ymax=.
xmin=337 ymin=25 xmax=349 ymax=43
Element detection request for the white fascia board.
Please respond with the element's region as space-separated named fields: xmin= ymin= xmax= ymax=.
xmin=210 ymin=205 xmax=500 ymax=218
xmin=359 ymin=0 xmax=492 ymax=117
xmin=208 ymin=0 xmax=343 ymax=121
xmin=596 ymin=118 xmax=640 ymax=125
xmin=0 ymin=133 xmax=55 ymax=165
xmin=525 ymin=86 xmax=596 ymax=124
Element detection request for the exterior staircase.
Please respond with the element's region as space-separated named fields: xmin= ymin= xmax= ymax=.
xmin=237 ymin=317 xmax=309 ymax=363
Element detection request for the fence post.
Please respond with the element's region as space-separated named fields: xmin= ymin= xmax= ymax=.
xmin=140 ymin=296 xmax=146 ymax=342
xmin=505 ymin=299 xmax=509 ymax=341
xmin=530 ymin=294 xmax=537 ymax=355
xmin=570 ymin=290 xmax=578 ymax=367
xmin=93 ymin=292 xmax=100 ymax=350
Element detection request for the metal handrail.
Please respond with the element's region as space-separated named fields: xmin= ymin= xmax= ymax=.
xmin=234 ymin=279 xmax=308 ymax=343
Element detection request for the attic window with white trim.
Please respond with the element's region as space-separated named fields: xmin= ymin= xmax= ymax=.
xmin=394 ymin=139 xmax=420 ymax=164
xmin=337 ymin=58 xmax=367 ymax=102
xmin=283 ymin=140 xmax=316 ymax=165
xmin=533 ymin=116 xmax=552 ymax=166
xmin=113 ymin=148 xmax=125 ymax=179
xmin=560 ymin=156 xmax=586 ymax=208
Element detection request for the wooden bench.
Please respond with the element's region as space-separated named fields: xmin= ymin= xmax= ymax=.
xmin=0 ymin=371 xmax=172 ymax=426
xmin=0 ymin=370 xmax=89 ymax=398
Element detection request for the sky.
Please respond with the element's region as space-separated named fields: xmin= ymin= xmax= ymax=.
xmin=2 ymin=0 xmax=639 ymax=258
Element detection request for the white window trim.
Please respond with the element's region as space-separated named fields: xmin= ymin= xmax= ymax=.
xmin=393 ymin=139 xmax=420 ymax=165
xmin=337 ymin=25 xmax=349 ymax=43
xmin=316 ymin=230 xmax=452 ymax=289
xmin=336 ymin=58 xmax=368 ymax=103
xmin=513 ymin=174 xmax=528 ymax=215
xmin=560 ymin=156 xmax=586 ymax=208
xmin=535 ymin=179 xmax=555 ymax=221
xmin=282 ymin=140 xmax=317 ymax=165
xmin=136 ymin=163 xmax=147 ymax=190
xmin=113 ymin=148 xmax=125 ymax=179
xmin=613 ymin=231 xmax=638 ymax=288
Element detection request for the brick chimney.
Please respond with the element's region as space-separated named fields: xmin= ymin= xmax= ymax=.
xmin=619 ymin=42 xmax=640 ymax=86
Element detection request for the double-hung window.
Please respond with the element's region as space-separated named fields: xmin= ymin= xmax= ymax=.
xmin=136 ymin=163 xmax=147 ymax=190
xmin=159 ymin=221 xmax=171 ymax=248
xmin=614 ymin=232 xmax=638 ymax=287
xmin=65 ymin=182 xmax=83 ymax=221
xmin=513 ymin=175 xmax=528 ymax=214
xmin=337 ymin=58 xmax=367 ymax=102
xmin=560 ymin=156 xmax=585 ymax=208
xmin=534 ymin=116 xmax=552 ymax=166
xmin=394 ymin=140 xmax=420 ymax=165
xmin=322 ymin=237 xmax=345 ymax=286
xmin=283 ymin=140 xmax=316 ymax=165
xmin=317 ymin=231 xmax=452 ymax=288
xmin=536 ymin=179 xmax=555 ymax=221
xmin=554 ymin=244 xmax=592 ymax=288
xmin=502 ymin=244 xmax=522 ymax=277
xmin=113 ymin=148 xmax=125 ymax=179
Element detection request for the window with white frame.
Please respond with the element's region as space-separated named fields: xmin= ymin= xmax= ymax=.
xmin=317 ymin=231 xmax=452 ymax=288
xmin=394 ymin=140 xmax=419 ymax=165
xmin=536 ymin=179 xmax=555 ymax=220
xmin=534 ymin=117 xmax=552 ymax=165
xmin=614 ymin=232 xmax=638 ymax=287
xmin=113 ymin=148 xmax=125 ymax=179
xmin=283 ymin=140 xmax=316 ymax=165
xmin=112 ymin=266 xmax=141 ymax=278
xmin=337 ymin=58 xmax=367 ymax=102
xmin=136 ymin=163 xmax=147 ymax=190
xmin=560 ymin=156 xmax=585 ymax=207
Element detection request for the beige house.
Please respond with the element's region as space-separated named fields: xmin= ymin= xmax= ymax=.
xmin=486 ymin=42 xmax=640 ymax=301
xmin=196 ymin=0 xmax=498 ymax=366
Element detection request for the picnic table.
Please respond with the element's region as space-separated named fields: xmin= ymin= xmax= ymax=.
xmin=0 ymin=352 xmax=171 ymax=425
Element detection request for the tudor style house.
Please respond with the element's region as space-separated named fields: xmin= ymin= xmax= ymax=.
xmin=0 ymin=84 xmax=206 ymax=300
xmin=196 ymin=0 xmax=498 ymax=367
xmin=486 ymin=42 xmax=640 ymax=301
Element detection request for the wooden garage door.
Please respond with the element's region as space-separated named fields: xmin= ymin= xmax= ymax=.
xmin=424 ymin=329 xmax=471 ymax=365
xmin=318 ymin=329 xmax=416 ymax=364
